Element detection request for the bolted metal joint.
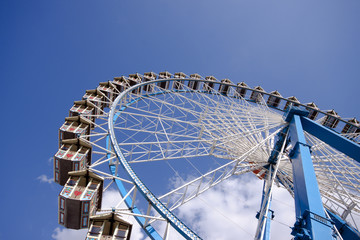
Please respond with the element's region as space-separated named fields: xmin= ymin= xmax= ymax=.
xmin=291 ymin=216 xmax=312 ymax=240
xmin=284 ymin=106 xmax=309 ymax=123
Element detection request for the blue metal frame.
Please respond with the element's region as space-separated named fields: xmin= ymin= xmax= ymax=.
xmin=263 ymin=198 xmax=273 ymax=240
xmin=299 ymin=117 xmax=360 ymax=239
xmin=288 ymin=113 xmax=334 ymax=239
xmin=300 ymin=117 xmax=360 ymax=163
xmin=327 ymin=210 xmax=360 ymax=239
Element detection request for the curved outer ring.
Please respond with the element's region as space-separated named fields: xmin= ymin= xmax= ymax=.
xmin=108 ymin=79 xmax=204 ymax=240
xmin=106 ymin=78 xmax=359 ymax=239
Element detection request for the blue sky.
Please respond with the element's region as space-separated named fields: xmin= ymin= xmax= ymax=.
xmin=1 ymin=0 xmax=360 ymax=239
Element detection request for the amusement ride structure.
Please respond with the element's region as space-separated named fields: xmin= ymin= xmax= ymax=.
xmin=54 ymin=72 xmax=360 ymax=240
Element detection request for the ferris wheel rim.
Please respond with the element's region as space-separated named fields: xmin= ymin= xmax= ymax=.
xmin=106 ymin=77 xmax=360 ymax=238
xmin=106 ymin=79 xmax=291 ymax=239
xmin=57 ymin=74 xmax=360 ymax=239
xmin=107 ymin=80 xmax=212 ymax=240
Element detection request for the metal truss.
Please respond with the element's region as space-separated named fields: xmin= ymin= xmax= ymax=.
xmin=57 ymin=74 xmax=360 ymax=239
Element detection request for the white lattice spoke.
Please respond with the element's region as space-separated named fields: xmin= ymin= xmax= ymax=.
xmin=156 ymin=129 xmax=281 ymax=213
xmin=304 ymin=132 xmax=360 ymax=224
xmin=113 ymin=88 xmax=285 ymax=165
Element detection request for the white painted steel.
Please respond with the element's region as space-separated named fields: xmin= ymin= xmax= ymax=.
xmin=63 ymin=75 xmax=360 ymax=239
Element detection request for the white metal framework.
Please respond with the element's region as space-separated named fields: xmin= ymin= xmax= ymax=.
xmin=57 ymin=73 xmax=360 ymax=239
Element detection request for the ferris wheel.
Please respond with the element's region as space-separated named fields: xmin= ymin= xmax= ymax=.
xmin=54 ymin=71 xmax=360 ymax=240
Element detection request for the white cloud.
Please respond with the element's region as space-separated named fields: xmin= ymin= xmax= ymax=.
xmin=50 ymin=175 xmax=295 ymax=240
xmin=37 ymin=174 xmax=53 ymax=184
xmin=51 ymin=173 xmax=356 ymax=239
xmin=52 ymin=228 xmax=87 ymax=240
xmin=270 ymin=185 xmax=295 ymax=238
xmin=163 ymin=174 xmax=294 ymax=240
xmin=102 ymin=188 xmax=122 ymax=209
xmin=173 ymin=176 xmax=262 ymax=239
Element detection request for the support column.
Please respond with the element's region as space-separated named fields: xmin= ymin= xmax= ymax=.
xmin=255 ymin=125 xmax=289 ymax=240
xmin=289 ymin=114 xmax=334 ymax=239
xmin=254 ymin=166 xmax=275 ymax=240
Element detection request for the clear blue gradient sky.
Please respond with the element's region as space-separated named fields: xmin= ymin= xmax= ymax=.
xmin=1 ymin=0 xmax=359 ymax=239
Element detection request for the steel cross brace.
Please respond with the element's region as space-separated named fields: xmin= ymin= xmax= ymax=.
xmin=288 ymin=114 xmax=335 ymax=240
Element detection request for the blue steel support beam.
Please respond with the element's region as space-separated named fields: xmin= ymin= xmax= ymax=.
xmin=289 ymin=115 xmax=334 ymax=239
xmin=301 ymin=117 xmax=360 ymax=240
xmin=264 ymin=203 xmax=273 ymax=240
xmin=326 ymin=210 xmax=360 ymax=239
xmin=300 ymin=117 xmax=360 ymax=163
